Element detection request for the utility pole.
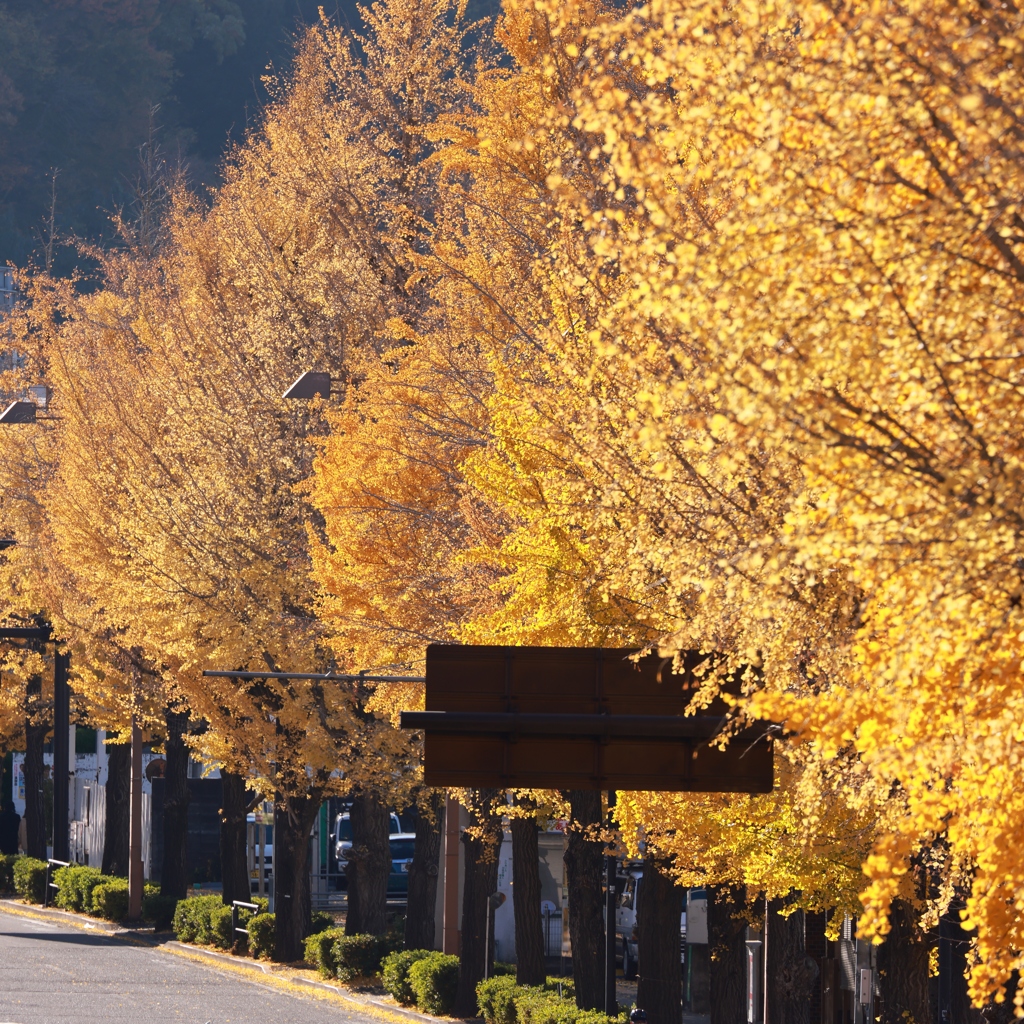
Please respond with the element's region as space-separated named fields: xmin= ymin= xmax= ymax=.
xmin=443 ymin=794 xmax=461 ymax=954
xmin=605 ymin=791 xmax=618 ymax=1017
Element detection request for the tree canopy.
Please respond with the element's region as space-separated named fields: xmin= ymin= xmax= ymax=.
xmin=6 ymin=0 xmax=1024 ymax=1010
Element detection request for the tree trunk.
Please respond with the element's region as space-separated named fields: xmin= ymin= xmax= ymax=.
xmin=219 ymin=770 xmax=252 ymax=907
xmin=565 ymin=790 xmax=604 ymax=1010
xmin=454 ymin=788 xmax=503 ymax=1019
xmin=272 ymin=791 xmax=319 ymax=962
xmin=346 ymin=790 xmax=391 ymax=936
xmin=405 ymin=789 xmax=444 ymax=950
xmin=942 ymin=907 xmax=985 ymax=1024
xmin=511 ymin=812 xmax=546 ymax=986
xmin=709 ymin=885 xmax=748 ymax=1024
xmin=635 ymin=854 xmax=682 ymax=1024
xmin=160 ymin=703 xmax=191 ymax=901
xmin=766 ymin=898 xmax=817 ymax=1024
xmin=877 ymin=897 xmax=930 ymax=1024
xmin=102 ymin=740 xmax=130 ymax=875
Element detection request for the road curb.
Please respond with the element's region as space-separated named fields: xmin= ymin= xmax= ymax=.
xmin=160 ymin=941 xmax=455 ymax=1023
xmin=0 ymin=897 xmax=145 ymax=935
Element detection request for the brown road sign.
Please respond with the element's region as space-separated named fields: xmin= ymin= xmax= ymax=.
xmin=399 ymin=645 xmax=773 ymax=793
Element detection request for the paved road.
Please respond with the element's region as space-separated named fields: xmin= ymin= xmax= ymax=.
xmin=0 ymin=907 xmax=375 ymax=1024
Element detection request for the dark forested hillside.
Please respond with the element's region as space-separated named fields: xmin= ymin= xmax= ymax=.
xmin=0 ymin=0 xmax=497 ymax=275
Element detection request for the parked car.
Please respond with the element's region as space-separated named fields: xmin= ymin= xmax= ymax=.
xmin=615 ymin=870 xmax=691 ymax=979
xmin=333 ymin=810 xmax=402 ymax=882
xmin=387 ymin=833 xmax=417 ymax=897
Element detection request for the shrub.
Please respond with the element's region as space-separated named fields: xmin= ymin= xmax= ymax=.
xmin=304 ymin=926 xmax=346 ymax=978
xmin=142 ymin=891 xmax=178 ymax=930
xmin=13 ymin=856 xmax=47 ymax=904
xmin=408 ymin=952 xmax=460 ymax=1016
xmin=477 ymin=978 xmax=609 ymax=1024
xmin=512 ymin=990 xmax=626 ymax=1024
xmin=172 ymin=894 xmax=223 ymax=944
xmin=542 ymin=977 xmax=574 ymax=1002
xmin=477 ymin=973 xmax=519 ymax=1024
xmin=247 ymin=912 xmax=276 ymax=960
xmin=91 ymin=879 xmax=131 ymax=921
xmin=54 ymin=865 xmax=114 ymax=914
xmin=382 ymin=948 xmax=434 ymax=1005
xmin=331 ymin=932 xmax=401 ymax=983
xmin=310 ymin=910 xmax=334 ymax=935
xmin=210 ymin=904 xmax=237 ymax=949
xmin=574 ymin=1012 xmax=627 ymax=1024
xmin=0 ymin=853 xmax=18 ymax=893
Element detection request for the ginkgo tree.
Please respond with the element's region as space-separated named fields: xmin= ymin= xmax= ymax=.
xmin=0 ymin=0 xmax=486 ymax=962
xmin=495 ymin=0 xmax=1024 ymax=1013
xmin=312 ymin=2 xmax=908 ymax=1018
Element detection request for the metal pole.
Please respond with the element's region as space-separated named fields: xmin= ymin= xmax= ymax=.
xmin=259 ymin=818 xmax=266 ymax=898
xmin=763 ymin=897 xmax=769 ymax=1024
xmin=485 ymin=905 xmax=491 ymax=981
xmin=605 ymin=790 xmax=618 ymax=1016
xmin=52 ymin=651 xmax=70 ymax=862
xmin=128 ymin=714 xmax=144 ymax=919
xmin=443 ymin=794 xmax=460 ymax=954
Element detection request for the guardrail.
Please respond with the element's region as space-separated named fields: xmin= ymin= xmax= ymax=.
xmin=231 ymin=900 xmax=259 ymax=943
xmin=44 ymin=858 xmax=70 ymax=908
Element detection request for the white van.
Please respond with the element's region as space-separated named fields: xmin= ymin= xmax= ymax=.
xmin=616 ymin=871 xmax=696 ymax=978
xmin=333 ymin=810 xmax=402 ymax=875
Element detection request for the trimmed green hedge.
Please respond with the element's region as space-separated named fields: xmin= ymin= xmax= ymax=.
xmin=48 ymin=865 xmax=159 ymax=921
xmin=382 ymin=948 xmax=434 ymax=1005
xmin=304 ymin=926 xmax=345 ymax=977
xmin=408 ymin=952 xmax=460 ymax=1016
xmin=333 ymin=932 xmax=403 ymax=983
xmin=53 ymin=865 xmax=105 ymax=913
xmin=172 ymin=894 xmax=224 ymax=943
xmin=13 ymin=856 xmax=47 ymax=903
xmin=142 ymin=891 xmax=178 ymax=930
xmin=478 ymin=975 xmax=519 ymax=1024
xmin=209 ymin=905 xmax=235 ymax=949
xmin=247 ymin=912 xmax=275 ymax=960
xmin=0 ymin=853 xmax=17 ymax=893
xmin=172 ymin=894 xmax=269 ymax=950
xmin=303 ymin=930 xmax=403 ymax=982
xmin=477 ymin=977 xmax=622 ymax=1024
xmin=91 ymin=879 xmax=129 ymax=921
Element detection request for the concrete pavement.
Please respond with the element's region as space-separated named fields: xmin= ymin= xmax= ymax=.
xmin=0 ymin=905 xmax=393 ymax=1024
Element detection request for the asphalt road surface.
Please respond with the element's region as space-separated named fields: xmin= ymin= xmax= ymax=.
xmin=0 ymin=907 xmax=377 ymax=1024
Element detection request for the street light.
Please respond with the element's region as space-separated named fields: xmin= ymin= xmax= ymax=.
xmin=282 ymin=371 xmax=330 ymax=400
xmin=0 ymin=385 xmax=52 ymax=423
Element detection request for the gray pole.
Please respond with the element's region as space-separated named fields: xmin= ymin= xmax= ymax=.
xmin=128 ymin=714 xmax=144 ymax=919
xmin=52 ymin=650 xmax=70 ymax=862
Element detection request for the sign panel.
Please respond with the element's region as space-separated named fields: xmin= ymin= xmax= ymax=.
xmin=407 ymin=645 xmax=773 ymax=793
